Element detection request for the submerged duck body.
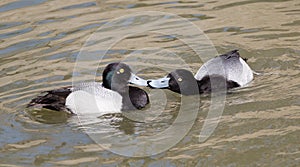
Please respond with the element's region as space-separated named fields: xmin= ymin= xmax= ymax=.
xmin=28 ymin=63 xmax=149 ymax=115
xmin=147 ymin=50 xmax=254 ymax=95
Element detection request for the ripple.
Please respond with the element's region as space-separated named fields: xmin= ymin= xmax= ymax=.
xmin=0 ymin=38 xmax=51 ymax=58
xmin=0 ymin=22 xmax=24 ymax=30
xmin=60 ymin=2 xmax=96 ymax=10
xmin=212 ymin=0 xmax=293 ymax=10
xmin=0 ymin=0 xmax=47 ymax=12
xmin=0 ymin=27 xmax=33 ymax=40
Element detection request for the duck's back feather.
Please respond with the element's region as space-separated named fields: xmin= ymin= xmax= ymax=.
xmin=27 ymin=87 xmax=72 ymax=113
xmin=195 ymin=50 xmax=253 ymax=86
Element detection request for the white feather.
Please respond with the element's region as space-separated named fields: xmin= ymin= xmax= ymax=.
xmin=238 ymin=57 xmax=253 ymax=86
xmin=194 ymin=57 xmax=253 ymax=86
xmin=65 ymin=82 xmax=123 ymax=116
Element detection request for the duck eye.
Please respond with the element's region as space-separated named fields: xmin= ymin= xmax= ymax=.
xmin=117 ymin=68 xmax=125 ymax=74
xmin=178 ymin=78 xmax=183 ymax=82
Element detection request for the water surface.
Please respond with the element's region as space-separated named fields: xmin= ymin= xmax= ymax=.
xmin=0 ymin=0 xmax=299 ymax=166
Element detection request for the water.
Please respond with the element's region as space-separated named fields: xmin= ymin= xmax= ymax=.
xmin=0 ymin=0 xmax=299 ymax=166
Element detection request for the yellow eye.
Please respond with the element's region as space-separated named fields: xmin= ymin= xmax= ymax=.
xmin=117 ymin=68 xmax=124 ymax=74
xmin=178 ymin=78 xmax=182 ymax=82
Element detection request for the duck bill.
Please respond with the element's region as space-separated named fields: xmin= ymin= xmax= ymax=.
xmin=129 ymin=73 xmax=148 ymax=86
xmin=147 ymin=76 xmax=170 ymax=88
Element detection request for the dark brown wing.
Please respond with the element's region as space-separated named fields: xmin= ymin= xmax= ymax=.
xmin=27 ymin=86 xmax=73 ymax=113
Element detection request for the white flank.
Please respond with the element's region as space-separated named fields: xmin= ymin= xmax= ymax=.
xmin=237 ymin=57 xmax=253 ymax=86
xmin=195 ymin=57 xmax=253 ymax=86
xmin=65 ymin=83 xmax=123 ymax=116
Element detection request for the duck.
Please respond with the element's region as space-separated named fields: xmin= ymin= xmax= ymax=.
xmin=27 ymin=63 xmax=149 ymax=115
xmin=147 ymin=50 xmax=254 ymax=95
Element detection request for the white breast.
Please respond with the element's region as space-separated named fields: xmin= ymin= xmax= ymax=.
xmin=65 ymin=82 xmax=123 ymax=116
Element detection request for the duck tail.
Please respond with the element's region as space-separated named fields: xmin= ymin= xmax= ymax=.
xmin=27 ymin=87 xmax=72 ymax=113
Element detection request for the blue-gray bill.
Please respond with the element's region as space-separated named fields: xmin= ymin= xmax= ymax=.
xmin=129 ymin=73 xmax=149 ymax=87
xmin=147 ymin=76 xmax=170 ymax=88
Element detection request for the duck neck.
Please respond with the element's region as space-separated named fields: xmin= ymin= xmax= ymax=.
xmin=118 ymin=87 xmax=137 ymax=111
xmin=196 ymin=80 xmax=205 ymax=94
